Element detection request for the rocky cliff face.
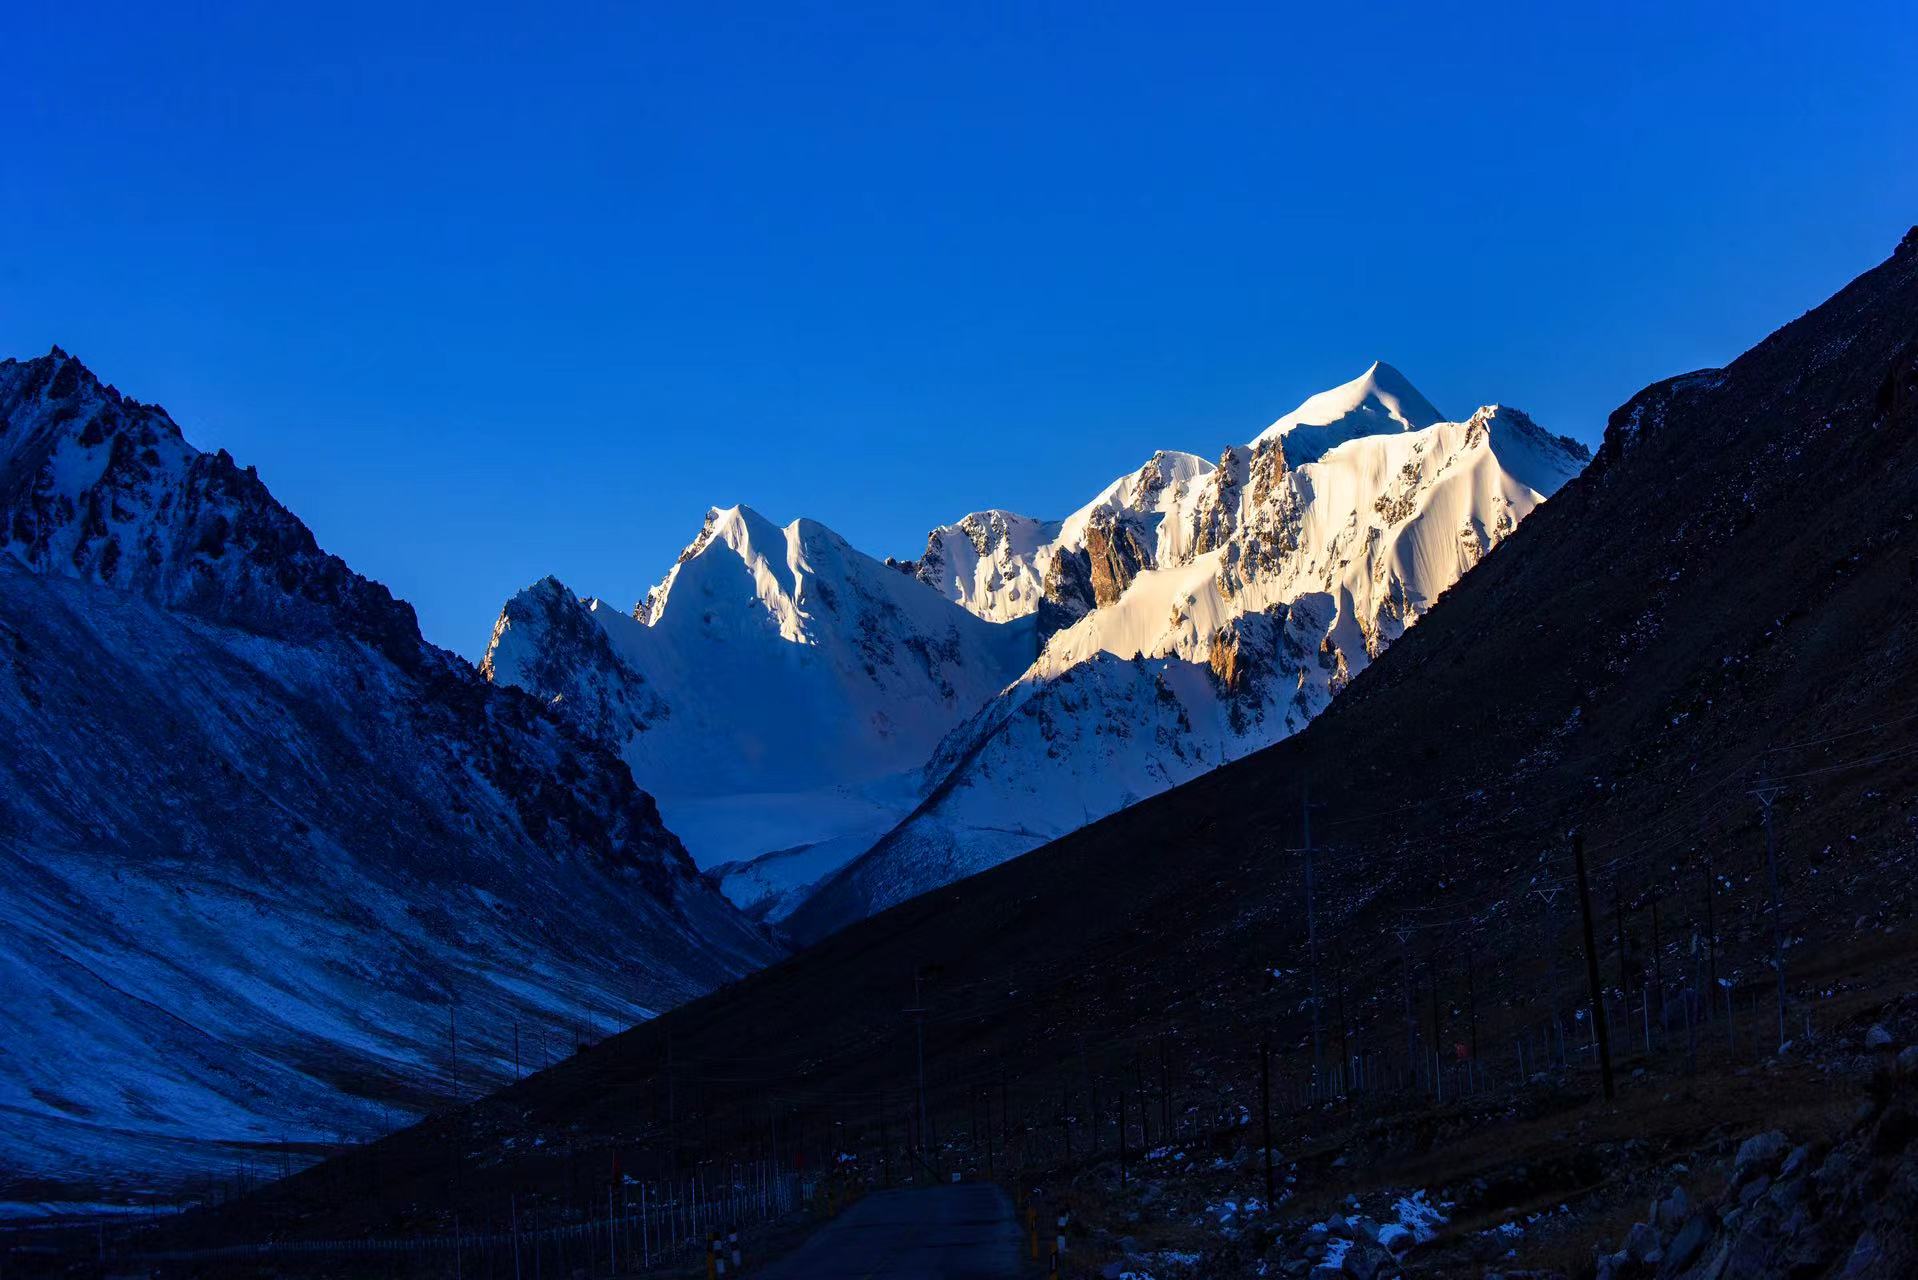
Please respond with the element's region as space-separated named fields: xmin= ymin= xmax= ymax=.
xmin=0 ymin=349 xmax=420 ymax=663
xmin=0 ymin=350 xmax=776 ymax=1207
xmin=785 ymin=381 xmax=1588 ymax=941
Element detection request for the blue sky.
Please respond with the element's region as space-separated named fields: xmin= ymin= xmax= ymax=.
xmin=4 ymin=2 xmax=1913 ymax=655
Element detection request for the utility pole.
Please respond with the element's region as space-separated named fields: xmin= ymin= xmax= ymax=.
xmin=1259 ymin=1041 xmax=1274 ymax=1209
xmin=1159 ymin=1038 xmax=1172 ymax=1139
xmin=1753 ymin=785 xmax=1788 ymax=1050
xmin=1649 ymin=889 xmax=1665 ymax=1042
xmin=1298 ymin=781 xmax=1323 ymax=1095
xmin=907 ymin=970 xmax=929 ymax=1170
xmin=1002 ymin=1076 xmax=1011 ymax=1154
xmin=1135 ymin=1056 xmax=1150 ymax=1148
xmin=1613 ymin=874 xmax=1629 ymax=1048
xmin=1572 ymin=832 xmax=1615 ymax=1100
xmin=1397 ymin=927 xmax=1416 ymax=1089
xmin=1702 ymin=851 xmax=1720 ymax=1027
xmin=1427 ymin=939 xmax=1443 ymax=1091
xmin=1466 ymin=948 xmax=1478 ymax=1065
xmin=1335 ymin=947 xmax=1351 ymax=1094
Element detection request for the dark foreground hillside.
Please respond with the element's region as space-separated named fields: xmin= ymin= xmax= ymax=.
xmin=55 ymin=229 xmax=1918 ymax=1277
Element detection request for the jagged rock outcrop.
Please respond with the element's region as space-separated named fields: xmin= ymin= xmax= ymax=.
xmin=1085 ymin=508 xmax=1156 ymax=606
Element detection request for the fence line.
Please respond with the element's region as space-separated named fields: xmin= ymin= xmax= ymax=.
xmin=133 ymin=1162 xmax=799 ymax=1269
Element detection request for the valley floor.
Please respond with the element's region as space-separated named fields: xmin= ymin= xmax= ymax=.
xmin=15 ymin=926 xmax=1918 ymax=1278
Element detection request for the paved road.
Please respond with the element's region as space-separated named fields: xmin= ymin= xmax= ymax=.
xmin=753 ymin=1183 xmax=1026 ymax=1278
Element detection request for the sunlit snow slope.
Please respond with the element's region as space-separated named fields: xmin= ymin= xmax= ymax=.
xmin=786 ymin=370 xmax=1587 ymax=939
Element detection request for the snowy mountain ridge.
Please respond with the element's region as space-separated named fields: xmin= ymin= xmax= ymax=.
xmin=481 ymin=503 xmax=1038 ymax=896
xmin=788 ymin=384 xmax=1590 ymax=937
xmin=899 ymin=362 xmax=1452 ymax=640
xmin=486 ymin=362 xmax=1587 ymax=935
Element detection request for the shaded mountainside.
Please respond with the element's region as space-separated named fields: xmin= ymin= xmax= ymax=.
xmin=166 ymin=230 xmax=1918 ymax=1271
xmin=0 ymin=353 xmax=776 ymax=1206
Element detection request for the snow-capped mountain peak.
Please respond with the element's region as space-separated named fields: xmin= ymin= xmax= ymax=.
xmin=487 ymin=360 xmax=1588 ymax=939
xmin=783 ymin=382 xmax=1589 ymax=940
xmin=484 ymin=502 xmax=1038 ymax=888
xmin=902 ymin=365 xmax=1453 ymax=635
xmin=1250 ymin=359 xmax=1445 ymax=463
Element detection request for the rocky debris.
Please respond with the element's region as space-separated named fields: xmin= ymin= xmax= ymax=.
xmin=1662 ymin=1210 xmax=1717 ymax=1275
xmin=1585 ymin=1075 xmax=1918 ymax=1279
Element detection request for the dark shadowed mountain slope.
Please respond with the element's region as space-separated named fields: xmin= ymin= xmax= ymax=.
xmin=160 ymin=230 xmax=1918 ymax=1263
xmin=0 ymin=352 xmax=777 ymax=1207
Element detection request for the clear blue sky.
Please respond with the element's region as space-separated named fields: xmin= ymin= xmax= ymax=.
xmin=4 ymin=3 xmax=1912 ymax=655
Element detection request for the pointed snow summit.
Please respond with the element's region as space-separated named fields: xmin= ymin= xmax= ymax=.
xmin=1251 ymin=359 xmax=1445 ymax=464
xmin=482 ymin=502 xmax=1037 ymax=892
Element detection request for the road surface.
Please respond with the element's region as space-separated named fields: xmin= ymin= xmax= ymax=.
xmin=753 ymin=1182 xmax=1026 ymax=1278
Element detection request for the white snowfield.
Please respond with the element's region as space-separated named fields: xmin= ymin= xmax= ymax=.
xmin=485 ymin=363 xmax=1589 ymax=934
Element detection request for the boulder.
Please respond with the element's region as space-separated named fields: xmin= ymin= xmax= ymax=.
xmin=1659 ymin=1212 xmax=1715 ymax=1276
xmin=1837 ymin=1230 xmax=1881 ymax=1278
xmin=1864 ymin=1024 xmax=1893 ymax=1050
xmin=1727 ymin=1224 xmax=1773 ymax=1276
xmin=1767 ymin=1176 xmax=1804 ymax=1212
xmin=1339 ymin=1236 xmax=1395 ymax=1280
xmin=1733 ymin=1130 xmax=1788 ymax=1184
xmin=1814 ymin=1149 xmax=1854 ymax=1190
xmin=1898 ymin=1045 xmax=1918 ymax=1076
xmin=1625 ymin=1221 xmax=1661 ymax=1263
xmin=1654 ymin=1185 xmax=1691 ymax=1234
